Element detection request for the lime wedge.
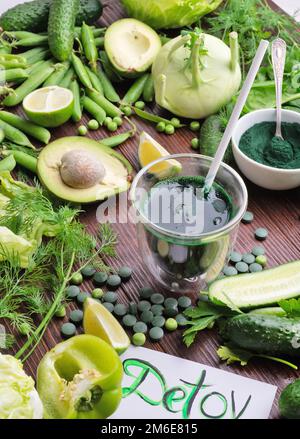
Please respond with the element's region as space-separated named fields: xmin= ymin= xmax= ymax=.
xmin=23 ymin=86 xmax=74 ymax=128
xmin=138 ymin=131 xmax=182 ymax=178
xmin=83 ymin=298 xmax=130 ymax=354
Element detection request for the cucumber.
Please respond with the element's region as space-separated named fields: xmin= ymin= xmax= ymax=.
xmin=0 ymin=0 xmax=102 ymax=33
xmin=221 ymin=313 xmax=300 ymax=357
xmin=199 ymin=115 xmax=233 ymax=164
xmin=209 ymin=260 xmax=300 ymax=309
xmin=279 ymin=379 xmax=300 ymax=419
xmin=48 ymin=0 xmax=79 ymax=61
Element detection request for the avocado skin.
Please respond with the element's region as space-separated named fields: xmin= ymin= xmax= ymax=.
xmin=221 ymin=314 xmax=300 ymax=357
xmin=279 ymin=379 xmax=300 ymax=419
xmin=0 ymin=0 xmax=102 ymax=32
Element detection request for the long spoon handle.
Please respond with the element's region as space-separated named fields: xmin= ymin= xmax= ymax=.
xmin=272 ymin=38 xmax=286 ymax=139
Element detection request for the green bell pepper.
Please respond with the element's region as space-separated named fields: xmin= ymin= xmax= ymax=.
xmin=37 ymin=334 xmax=123 ymax=419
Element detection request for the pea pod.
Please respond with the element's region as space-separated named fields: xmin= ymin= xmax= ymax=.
xmin=85 ymin=66 xmax=103 ymax=94
xmin=122 ymin=74 xmax=150 ymax=105
xmin=15 ymin=36 xmax=48 ymax=47
xmin=94 ymin=37 xmax=104 ymax=48
xmin=3 ymin=59 xmax=55 ymax=107
xmin=99 ymin=51 xmax=123 ymax=84
xmin=134 ymin=107 xmax=185 ymax=127
xmin=86 ymin=89 xmax=122 ymax=118
xmin=0 ymin=111 xmax=50 ymax=144
xmin=4 ymin=31 xmax=43 ymax=40
xmin=0 ymin=60 xmax=27 ymax=69
xmin=69 ymin=79 xmax=82 ymax=122
xmin=143 ymin=74 xmax=155 ymax=103
xmin=3 ymin=150 xmax=37 ymax=173
xmin=96 ymin=66 xmax=120 ymax=102
xmin=26 ymin=60 xmax=45 ymax=76
xmin=0 ymin=44 xmax=12 ymax=54
xmin=81 ymin=22 xmax=98 ymax=70
xmin=43 ymin=61 xmax=70 ymax=86
xmin=100 ymin=130 xmax=135 ymax=148
xmin=0 ymin=154 xmax=16 ymax=172
xmin=22 ymin=47 xmax=50 ymax=64
xmin=59 ymin=67 xmax=75 ymax=88
xmin=0 ymin=128 xmax=4 ymax=143
xmin=71 ymin=52 xmax=92 ymax=89
xmin=0 ymin=68 xmax=28 ymax=83
xmin=74 ymin=27 xmax=106 ymax=37
xmin=82 ymin=96 xmax=106 ymax=125
xmin=0 ymin=120 xmax=34 ymax=149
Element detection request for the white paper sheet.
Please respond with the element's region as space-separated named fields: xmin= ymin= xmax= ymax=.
xmin=111 ymin=346 xmax=277 ymax=420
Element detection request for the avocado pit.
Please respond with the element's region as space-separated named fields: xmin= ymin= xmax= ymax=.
xmin=59 ymin=150 xmax=106 ymax=189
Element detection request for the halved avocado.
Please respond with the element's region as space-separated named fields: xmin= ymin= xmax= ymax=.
xmin=104 ymin=18 xmax=161 ymax=78
xmin=37 ymin=136 xmax=133 ymax=203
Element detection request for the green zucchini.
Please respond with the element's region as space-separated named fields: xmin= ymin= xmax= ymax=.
xmin=209 ymin=260 xmax=300 ymax=309
xmin=0 ymin=0 xmax=103 ymax=33
xmin=221 ymin=313 xmax=300 ymax=357
xmin=48 ymin=0 xmax=79 ymax=61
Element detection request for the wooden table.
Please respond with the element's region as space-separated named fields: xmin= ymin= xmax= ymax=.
xmin=7 ymin=0 xmax=300 ymax=419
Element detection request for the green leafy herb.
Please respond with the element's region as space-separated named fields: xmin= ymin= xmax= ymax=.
xmin=278 ymin=298 xmax=300 ymax=318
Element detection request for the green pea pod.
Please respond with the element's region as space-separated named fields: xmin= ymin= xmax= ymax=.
xmin=134 ymin=107 xmax=185 ymax=127
xmin=22 ymin=47 xmax=50 ymax=64
xmin=3 ymin=150 xmax=37 ymax=173
xmin=82 ymin=96 xmax=106 ymax=125
xmin=0 ymin=68 xmax=28 ymax=83
xmin=71 ymin=52 xmax=92 ymax=89
xmin=5 ymin=31 xmax=43 ymax=40
xmin=0 ymin=111 xmax=51 ymax=145
xmin=25 ymin=60 xmax=45 ymax=76
xmin=59 ymin=67 xmax=75 ymax=88
xmin=3 ymin=59 xmax=55 ymax=107
xmin=100 ymin=130 xmax=135 ymax=148
xmin=85 ymin=66 xmax=103 ymax=94
xmin=81 ymin=22 xmax=98 ymax=70
xmin=69 ymin=79 xmax=82 ymax=123
xmin=0 ymin=154 xmax=16 ymax=172
xmin=122 ymin=74 xmax=150 ymax=105
xmin=96 ymin=66 xmax=120 ymax=102
xmin=15 ymin=35 xmax=48 ymax=47
xmin=0 ymin=128 xmax=5 ymax=143
xmin=94 ymin=37 xmax=104 ymax=48
xmin=86 ymin=89 xmax=122 ymax=118
xmin=43 ymin=61 xmax=70 ymax=86
xmin=0 ymin=120 xmax=34 ymax=149
xmin=0 ymin=44 xmax=12 ymax=54
xmin=142 ymin=75 xmax=155 ymax=102
xmin=0 ymin=59 xmax=26 ymax=69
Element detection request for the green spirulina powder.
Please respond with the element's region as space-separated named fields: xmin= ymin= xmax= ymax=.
xmin=239 ymin=121 xmax=300 ymax=169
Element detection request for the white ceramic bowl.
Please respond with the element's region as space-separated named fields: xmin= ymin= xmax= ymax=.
xmin=232 ymin=108 xmax=300 ymax=190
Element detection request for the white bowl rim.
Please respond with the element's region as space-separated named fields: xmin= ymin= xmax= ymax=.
xmin=232 ymin=108 xmax=300 ymax=173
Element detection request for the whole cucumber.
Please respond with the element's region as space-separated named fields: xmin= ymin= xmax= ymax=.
xmin=0 ymin=0 xmax=102 ymax=33
xmin=279 ymin=379 xmax=300 ymax=419
xmin=48 ymin=0 xmax=79 ymax=61
xmin=220 ymin=314 xmax=300 ymax=357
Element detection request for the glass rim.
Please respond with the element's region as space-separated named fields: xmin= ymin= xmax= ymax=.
xmin=130 ymin=153 xmax=248 ymax=241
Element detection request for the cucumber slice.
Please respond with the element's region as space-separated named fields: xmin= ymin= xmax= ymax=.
xmin=209 ymin=260 xmax=300 ymax=309
xmin=249 ymin=307 xmax=286 ymax=317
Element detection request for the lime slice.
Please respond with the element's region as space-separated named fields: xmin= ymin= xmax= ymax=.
xmin=23 ymin=86 xmax=74 ymax=128
xmin=83 ymin=298 xmax=130 ymax=354
xmin=138 ymin=131 xmax=182 ymax=178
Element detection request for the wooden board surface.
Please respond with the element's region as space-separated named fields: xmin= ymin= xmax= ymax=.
xmin=6 ymin=0 xmax=300 ymax=420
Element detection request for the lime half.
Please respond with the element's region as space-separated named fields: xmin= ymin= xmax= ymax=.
xmin=23 ymin=86 xmax=74 ymax=128
xmin=83 ymin=298 xmax=130 ymax=354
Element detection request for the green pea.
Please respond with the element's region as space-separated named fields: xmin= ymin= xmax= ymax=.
xmin=121 ymin=106 xmax=132 ymax=116
xmin=256 ymin=255 xmax=267 ymax=267
xmin=133 ymin=321 xmax=148 ymax=334
xmin=70 ymin=273 xmax=83 ymax=285
xmin=255 ymin=228 xmax=268 ymax=241
xmin=69 ymin=309 xmax=83 ymax=324
xmin=230 ymin=251 xmax=242 ymax=263
xmin=61 ymin=322 xmax=76 ymax=339
xmin=223 ymin=266 xmax=238 ymax=276
xmin=152 ymin=315 xmax=165 ymax=328
xmin=103 ymin=291 xmax=118 ymax=303
xmin=249 ymin=263 xmax=263 ymax=273
xmin=151 ymin=293 xmax=164 ymax=305
xmin=93 ymin=272 xmax=108 ymax=286
xmin=122 ymin=314 xmax=137 ymax=327
xmin=165 ymin=318 xmax=178 ymax=331
xmin=117 ymin=266 xmax=132 ymax=281
xmin=102 ymin=302 xmax=114 ymax=312
xmin=107 ymin=274 xmax=121 ymax=290
xmin=114 ymin=303 xmax=128 ymax=317
xmin=235 ymin=261 xmax=249 ymax=273
xmin=138 ymin=300 xmax=151 ymax=312
xmin=77 ymin=292 xmax=91 ymax=305
xmin=242 ymin=211 xmax=254 ymax=224
xmin=81 ymin=265 xmax=96 ymax=278
xmin=87 ymin=119 xmax=99 ymax=130
xmin=92 ymin=288 xmax=104 ymax=299
xmin=135 ymin=101 xmax=145 ymax=110
xmin=139 ymin=287 xmax=153 ymax=299
xmin=107 ymin=121 xmax=118 ymax=132
xmin=113 ymin=116 xmax=123 ymax=127
xmin=149 ymin=326 xmax=164 ymax=341
xmin=132 ymin=332 xmax=146 ymax=346
xmin=252 ymin=246 xmax=265 ymax=257
xmin=242 ymin=253 xmax=255 ymax=264
xmin=141 ymin=310 xmax=154 ymax=323
xmin=190 ymin=121 xmax=200 ymax=131
xmin=178 ymin=296 xmax=192 ymax=309
xmin=55 ymin=305 xmax=66 ymax=318
xmin=170 ymin=117 xmax=181 ymax=128
xmin=190 ymin=138 xmax=199 ymax=149
xmin=78 ymin=125 xmax=87 ymax=136
xmin=66 ymin=285 xmax=80 ymax=299
xmin=156 ymin=121 xmax=166 ymax=132
xmin=165 ymin=124 xmax=175 ymax=135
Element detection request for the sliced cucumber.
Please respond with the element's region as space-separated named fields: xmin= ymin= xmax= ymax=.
xmin=249 ymin=307 xmax=286 ymax=317
xmin=209 ymin=260 xmax=300 ymax=309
